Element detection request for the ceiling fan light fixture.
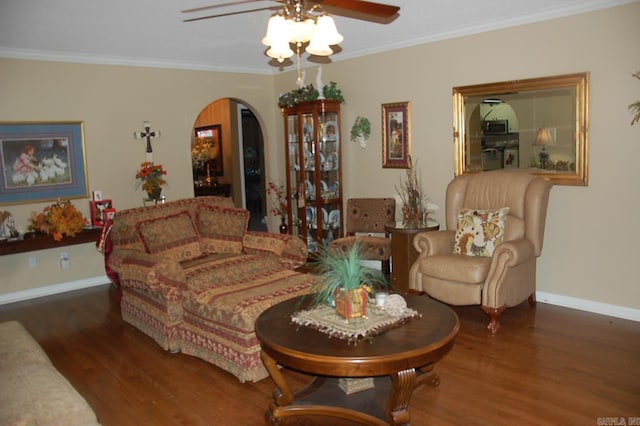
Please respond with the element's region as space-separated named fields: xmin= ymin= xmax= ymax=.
xmin=287 ymin=18 xmax=315 ymax=44
xmin=266 ymin=36 xmax=294 ymax=62
xmin=262 ymin=14 xmax=289 ymax=46
xmin=314 ymin=15 xmax=343 ymax=46
xmin=305 ymin=36 xmax=332 ymax=56
xmin=261 ymin=5 xmax=345 ymax=62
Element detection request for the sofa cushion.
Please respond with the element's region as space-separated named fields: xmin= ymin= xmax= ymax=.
xmin=183 ymin=268 xmax=317 ymax=334
xmin=136 ymin=210 xmax=203 ymax=262
xmin=182 ymin=253 xmax=283 ymax=290
xmin=196 ymin=205 xmax=249 ymax=254
xmin=453 ymin=207 xmax=508 ymax=257
xmin=109 ymin=196 xmax=234 ymax=251
xmin=242 ymin=233 xmax=287 ymax=258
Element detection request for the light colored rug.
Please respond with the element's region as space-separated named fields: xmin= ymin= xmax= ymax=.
xmin=291 ymin=304 xmax=420 ymax=343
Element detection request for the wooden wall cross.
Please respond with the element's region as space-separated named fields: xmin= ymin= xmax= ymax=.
xmin=134 ymin=121 xmax=160 ymax=154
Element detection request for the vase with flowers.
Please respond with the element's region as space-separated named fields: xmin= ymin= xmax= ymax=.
xmin=267 ymin=178 xmax=288 ymax=233
xmin=136 ymin=161 xmax=167 ymax=200
xmin=28 ymin=200 xmax=88 ymax=241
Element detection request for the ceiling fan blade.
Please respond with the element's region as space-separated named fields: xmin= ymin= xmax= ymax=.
xmin=182 ymin=0 xmax=276 ymax=14
xmin=183 ymin=5 xmax=281 ymax=22
xmin=313 ymin=0 xmax=400 ymax=21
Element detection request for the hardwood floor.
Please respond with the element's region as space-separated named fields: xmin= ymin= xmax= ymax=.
xmin=0 ymin=284 xmax=638 ymax=425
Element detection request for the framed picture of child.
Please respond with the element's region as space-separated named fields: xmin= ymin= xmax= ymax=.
xmin=0 ymin=122 xmax=88 ymax=205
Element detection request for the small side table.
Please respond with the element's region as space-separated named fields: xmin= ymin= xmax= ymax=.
xmin=385 ymin=219 xmax=439 ymax=293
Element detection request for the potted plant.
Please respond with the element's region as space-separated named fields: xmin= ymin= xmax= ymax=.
xmin=350 ymin=116 xmax=371 ymax=148
xmin=278 ymin=81 xmax=345 ymax=108
xmin=310 ymin=243 xmax=388 ymax=319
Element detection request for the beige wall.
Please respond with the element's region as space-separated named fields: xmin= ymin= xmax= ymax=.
xmin=1 ymin=3 xmax=639 ymax=315
xmin=0 ymin=61 xmax=277 ymax=297
xmin=273 ymin=3 xmax=640 ymax=314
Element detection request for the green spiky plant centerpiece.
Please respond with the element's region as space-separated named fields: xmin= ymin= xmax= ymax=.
xmin=310 ymin=243 xmax=388 ymax=319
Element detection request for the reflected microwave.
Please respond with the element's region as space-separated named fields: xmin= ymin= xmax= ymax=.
xmin=482 ymin=120 xmax=508 ymax=135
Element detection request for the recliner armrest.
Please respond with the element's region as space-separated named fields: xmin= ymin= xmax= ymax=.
xmin=413 ymin=230 xmax=456 ymax=257
xmin=491 ymin=238 xmax=536 ymax=267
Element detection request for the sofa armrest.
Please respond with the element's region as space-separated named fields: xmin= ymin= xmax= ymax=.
xmin=243 ymin=231 xmax=308 ymax=269
xmin=413 ymin=230 xmax=456 ymax=257
xmin=108 ymin=248 xmax=187 ymax=295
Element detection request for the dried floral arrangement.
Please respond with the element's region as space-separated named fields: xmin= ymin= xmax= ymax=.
xmin=395 ymin=156 xmax=429 ymax=227
xmin=28 ymin=200 xmax=88 ymax=241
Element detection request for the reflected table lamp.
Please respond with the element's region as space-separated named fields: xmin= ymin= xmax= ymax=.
xmin=533 ymin=127 xmax=555 ymax=169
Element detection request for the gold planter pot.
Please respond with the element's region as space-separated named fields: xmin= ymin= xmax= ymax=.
xmin=334 ymin=287 xmax=368 ymax=319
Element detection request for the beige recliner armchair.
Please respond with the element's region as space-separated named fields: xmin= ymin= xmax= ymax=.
xmin=409 ymin=170 xmax=553 ymax=333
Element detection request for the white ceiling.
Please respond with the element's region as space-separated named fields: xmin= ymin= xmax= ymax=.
xmin=0 ymin=0 xmax=633 ymax=75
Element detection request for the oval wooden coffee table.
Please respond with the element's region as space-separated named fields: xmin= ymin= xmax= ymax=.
xmin=255 ymin=294 xmax=459 ymax=425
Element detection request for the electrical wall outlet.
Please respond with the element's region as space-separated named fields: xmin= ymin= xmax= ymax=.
xmin=59 ymin=252 xmax=70 ymax=270
xmin=28 ymin=256 xmax=37 ymax=269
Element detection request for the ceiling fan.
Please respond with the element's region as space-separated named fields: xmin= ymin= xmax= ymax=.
xmin=182 ymin=0 xmax=400 ymax=25
xmin=183 ymin=0 xmax=400 ymax=72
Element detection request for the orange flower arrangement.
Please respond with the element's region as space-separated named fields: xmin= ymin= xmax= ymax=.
xmin=28 ymin=200 xmax=88 ymax=241
xmin=135 ymin=162 xmax=167 ymax=197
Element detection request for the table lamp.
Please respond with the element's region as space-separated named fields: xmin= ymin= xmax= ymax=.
xmin=533 ymin=127 xmax=555 ymax=169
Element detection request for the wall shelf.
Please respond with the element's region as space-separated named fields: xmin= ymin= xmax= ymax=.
xmin=0 ymin=228 xmax=102 ymax=256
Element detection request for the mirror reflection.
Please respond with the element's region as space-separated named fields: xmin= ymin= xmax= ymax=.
xmin=453 ymin=73 xmax=589 ymax=185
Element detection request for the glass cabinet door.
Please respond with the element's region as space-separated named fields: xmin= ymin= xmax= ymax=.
xmin=302 ymin=112 xmax=317 ymax=250
xmin=317 ymin=111 xmax=341 ymax=252
xmin=283 ymin=100 xmax=343 ymax=255
xmin=286 ymin=115 xmax=300 ymax=236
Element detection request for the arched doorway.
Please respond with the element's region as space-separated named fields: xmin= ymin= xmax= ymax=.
xmin=191 ymin=98 xmax=267 ymax=231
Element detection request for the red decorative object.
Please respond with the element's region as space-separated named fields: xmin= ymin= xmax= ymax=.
xmin=90 ymin=199 xmax=113 ymax=227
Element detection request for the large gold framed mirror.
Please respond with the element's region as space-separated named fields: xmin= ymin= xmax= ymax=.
xmin=453 ymin=72 xmax=589 ymax=185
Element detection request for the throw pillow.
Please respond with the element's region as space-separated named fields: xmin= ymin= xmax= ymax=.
xmin=452 ymin=207 xmax=509 ymax=257
xmin=196 ymin=205 xmax=249 ymax=254
xmin=136 ymin=211 xmax=203 ymax=261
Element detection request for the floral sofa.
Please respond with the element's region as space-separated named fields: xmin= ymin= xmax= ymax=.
xmin=105 ymin=196 xmax=317 ymax=382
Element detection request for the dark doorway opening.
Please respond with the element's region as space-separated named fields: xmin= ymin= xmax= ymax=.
xmin=241 ymin=108 xmax=267 ymax=231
